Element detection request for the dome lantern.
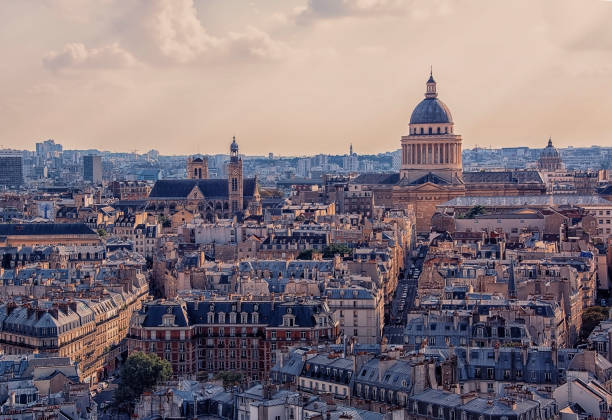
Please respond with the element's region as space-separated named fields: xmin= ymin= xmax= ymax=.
xmin=425 ymin=68 xmax=437 ymax=99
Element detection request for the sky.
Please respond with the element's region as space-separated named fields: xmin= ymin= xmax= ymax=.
xmin=2 ymin=0 xmax=612 ymax=156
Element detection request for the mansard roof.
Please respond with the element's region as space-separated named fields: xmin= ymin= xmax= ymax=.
xmin=353 ymin=173 xmax=401 ymax=185
xmin=0 ymin=223 xmax=96 ymax=236
xmin=138 ymin=299 xmax=329 ymax=329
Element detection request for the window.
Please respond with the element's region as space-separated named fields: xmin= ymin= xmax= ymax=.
xmin=232 ymin=178 xmax=238 ymax=191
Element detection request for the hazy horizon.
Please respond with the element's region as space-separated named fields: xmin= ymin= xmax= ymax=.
xmin=3 ymin=0 xmax=612 ymax=155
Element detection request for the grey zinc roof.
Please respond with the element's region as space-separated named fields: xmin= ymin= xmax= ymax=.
xmin=148 ymin=178 xmax=256 ymax=199
xmin=410 ymin=97 xmax=453 ymax=124
xmin=411 ymin=388 xmax=462 ymax=407
xmin=463 ymin=170 xmax=543 ymax=184
xmin=461 ymin=397 xmax=538 ymax=415
xmin=353 ymin=173 xmax=400 ymax=185
xmin=0 ymin=223 xmax=96 ymax=236
xmin=441 ymin=194 xmax=611 ymax=208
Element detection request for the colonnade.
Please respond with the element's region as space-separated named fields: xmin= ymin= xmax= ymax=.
xmin=402 ymin=142 xmax=461 ymax=166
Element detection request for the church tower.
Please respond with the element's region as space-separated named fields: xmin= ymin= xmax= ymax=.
xmin=400 ymin=72 xmax=462 ymax=184
xmin=187 ymin=156 xmax=208 ymax=179
xmin=227 ymin=137 xmax=243 ymax=214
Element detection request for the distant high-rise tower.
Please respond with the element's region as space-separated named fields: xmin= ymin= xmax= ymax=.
xmin=83 ymin=155 xmax=102 ymax=184
xmin=187 ymin=156 xmax=209 ymax=179
xmin=0 ymin=151 xmax=23 ymax=187
xmin=227 ymin=137 xmax=243 ymax=214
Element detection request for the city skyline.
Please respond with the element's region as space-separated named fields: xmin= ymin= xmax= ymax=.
xmin=2 ymin=0 xmax=612 ymax=155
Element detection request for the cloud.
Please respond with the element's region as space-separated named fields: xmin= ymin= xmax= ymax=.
xmin=292 ymin=0 xmax=451 ymax=24
xmin=294 ymin=0 xmax=411 ymax=23
xmin=224 ymin=26 xmax=291 ymax=60
xmin=116 ymin=0 xmax=291 ymax=64
xmin=43 ymin=42 xmax=137 ymax=70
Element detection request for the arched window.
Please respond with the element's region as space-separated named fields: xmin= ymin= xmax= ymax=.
xmin=420 ymin=128 xmax=424 ymax=134
xmin=428 ymin=127 xmax=432 ymax=134
xmin=437 ymin=127 xmax=441 ymax=134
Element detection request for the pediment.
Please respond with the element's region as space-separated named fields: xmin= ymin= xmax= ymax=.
xmin=187 ymin=185 xmax=204 ymax=200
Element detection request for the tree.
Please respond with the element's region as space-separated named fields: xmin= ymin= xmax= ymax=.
xmin=96 ymin=228 xmax=107 ymax=237
xmin=322 ymin=244 xmax=351 ymax=259
xmin=465 ymin=205 xmax=486 ymax=219
xmin=115 ymin=352 xmax=172 ymax=410
xmin=215 ymin=371 xmax=243 ymax=388
xmin=297 ymin=249 xmax=314 ymax=260
xmin=158 ymin=215 xmax=171 ymax=228
xmin=580 ymin=306 xmax=609 ymax=341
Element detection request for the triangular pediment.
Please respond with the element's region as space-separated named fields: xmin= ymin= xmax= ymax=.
xmin=412 ymin=182 xmax=447 ymax=191
xmin=187 ymin=185 xmax=204 ymax=200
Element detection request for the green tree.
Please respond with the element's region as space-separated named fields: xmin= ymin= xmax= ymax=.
xmin=322 ymin=244 xmax=351 ymax=259
xmin=297 ymin=249 xmax=314 ymax=260
xmin=465 ymin=205 xmax=486 ymax=219
xmin=580 ymin=306 xmax=609 ymax=340
xmin=115 ymin=352 xmax=172 ymax=410
xmin=158 ymin=215 xmax=171 ymax=228
xmin=215 ymin=371 xmax=243 ymax=387
xmin=96 ymin=228 xmax=107 ymax=237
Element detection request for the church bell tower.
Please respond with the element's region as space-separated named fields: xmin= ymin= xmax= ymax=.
xmin=227 ymin=136 xmax=243 ymax=214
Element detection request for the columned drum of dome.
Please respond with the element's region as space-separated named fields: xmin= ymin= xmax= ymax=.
xmin=400 ymin=73 xmax=463 ymax=185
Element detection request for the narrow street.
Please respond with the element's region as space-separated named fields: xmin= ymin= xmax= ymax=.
xmin=384 ymin=244 xmax=428 ymax=344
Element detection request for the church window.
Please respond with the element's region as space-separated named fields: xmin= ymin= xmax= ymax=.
xmin=231 ymin=178 xmax=238 ymax=191
xmin=232 ymin=200 xmax=238 ymax=212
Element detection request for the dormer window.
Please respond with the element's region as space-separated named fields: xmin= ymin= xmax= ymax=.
xmin=162 ymin=314 xmax=175 ymax=327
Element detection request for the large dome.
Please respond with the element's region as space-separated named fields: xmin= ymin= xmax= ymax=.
xmin=410 ymin=98 xmax=453 ymax=124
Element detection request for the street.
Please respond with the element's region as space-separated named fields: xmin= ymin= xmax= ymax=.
xmin=384 ymin=244 xmax=428 ymax=343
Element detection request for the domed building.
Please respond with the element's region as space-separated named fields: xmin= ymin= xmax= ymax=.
xmin=353 ymin=72 xmax=546 ymax=232
xmin=400 ymin=72 xmax=463 ymax=184
xmin=537 ymin=138 xmax=563 ymax=171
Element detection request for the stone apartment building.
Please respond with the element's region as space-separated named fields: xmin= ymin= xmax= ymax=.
xmin=127 ymin=297 xmax=339 ymax=382
xmin=0 ymin=271 xmax=148 ymax=384
xmin=325 ymin=287 xmax=384 ymax=345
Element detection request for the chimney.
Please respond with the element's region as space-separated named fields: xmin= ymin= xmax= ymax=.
xmin=521 ymin=344 xmax=528 ymax=367
xmin=460 ymin=392 xmax=477 ymax=404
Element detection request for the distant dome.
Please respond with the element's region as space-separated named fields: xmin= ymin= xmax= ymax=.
xmin=537 ymin=138 xmax=563 ymax=171
xmin=540 ymin=138 xmax=559 ymax=158
xmin=410 ymin=98 xmax=453 ymax=124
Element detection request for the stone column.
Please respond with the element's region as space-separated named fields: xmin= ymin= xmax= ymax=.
xmin=458 ymin=143 xmax=462 ymax=166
